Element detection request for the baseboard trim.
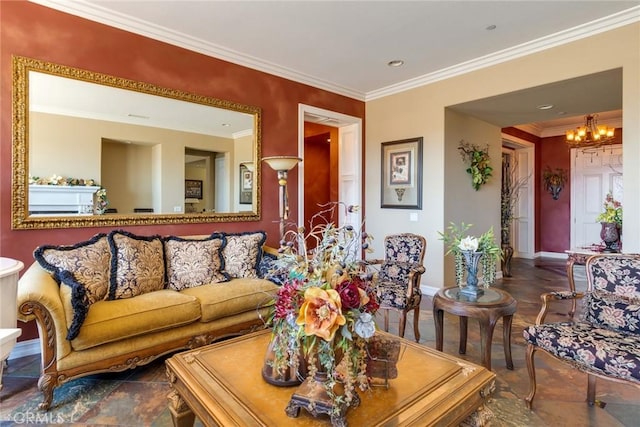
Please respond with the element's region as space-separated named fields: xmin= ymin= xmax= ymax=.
xmin=421 ymin=284 xmax=439 ymax=297
xmin=537 ymin=251 xmax=567 ymax=259
xmin=9 ymin=338 xmax=40 ymax=360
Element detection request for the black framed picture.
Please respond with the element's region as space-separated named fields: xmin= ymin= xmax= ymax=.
xmin=185 ymin=179 xmax=203 ymax=199
xmin=239 ymin=164 xmax=252 ymax=204
xmin=380 ymin=137 xmax=423 ymax=209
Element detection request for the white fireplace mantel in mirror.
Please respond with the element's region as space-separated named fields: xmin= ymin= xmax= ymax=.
xmin=28 ymin=185 xmax=99 ymax=215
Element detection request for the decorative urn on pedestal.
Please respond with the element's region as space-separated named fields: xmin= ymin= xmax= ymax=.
xmin=595 ymin=192 xmax=622 ymax=253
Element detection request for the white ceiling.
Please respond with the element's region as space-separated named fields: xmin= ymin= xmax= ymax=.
xmin=32 ymin=0 xmax=640 ymax=132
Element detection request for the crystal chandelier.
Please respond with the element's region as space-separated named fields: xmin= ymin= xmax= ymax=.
xmin=565 ymin=114 xmax=615 ymax=149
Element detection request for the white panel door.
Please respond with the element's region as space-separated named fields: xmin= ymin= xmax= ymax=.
xmin=571 ymin=146 xmax=623 ymax=248
xmin=338 ymin=124 xmax=362 ymax=257
xmin=514 ymin=148 xmax=534 ymax=258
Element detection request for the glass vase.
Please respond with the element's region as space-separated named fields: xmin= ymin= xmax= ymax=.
xmin=460 ymin=250 xmax=484 ymax=299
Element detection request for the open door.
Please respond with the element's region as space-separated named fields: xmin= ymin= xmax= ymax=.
xmin=298 ymin=105 xmax=363 ymax=252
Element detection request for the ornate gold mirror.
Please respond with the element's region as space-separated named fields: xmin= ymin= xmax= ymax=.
xmin=12 ymin=56 xmax=261 ymax=229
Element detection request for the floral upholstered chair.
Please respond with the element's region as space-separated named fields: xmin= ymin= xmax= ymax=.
xmin=523 ymin=254 xmax=640 ymax=409
xmin=368 ymin=233 xmax=426 ymax=342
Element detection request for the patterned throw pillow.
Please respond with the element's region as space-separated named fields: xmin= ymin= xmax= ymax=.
xmin=222 ymin=231 xmax=266 ymax=279
xmin=164 ymin=234 xmax=230 ymax=291
xmin=107 ymin=230 xmax=165 ymax=300
xmin=33 ymin=233 xmax=111 ymax=340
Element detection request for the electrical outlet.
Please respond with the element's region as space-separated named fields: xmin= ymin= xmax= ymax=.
xmin=409 ymin=213 xmax=418 ymax=222
xmin=174 ymin=206 xmax=182 ymax=212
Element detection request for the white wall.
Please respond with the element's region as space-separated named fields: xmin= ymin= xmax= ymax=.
xmin=365 ymin=23 xmax=640 ymax=290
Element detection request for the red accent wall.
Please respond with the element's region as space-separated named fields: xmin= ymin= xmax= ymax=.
xmin=538 ymin=135 xmax=572 ymax=252
xmin=0 ymin=2 xmax=364 ymax=340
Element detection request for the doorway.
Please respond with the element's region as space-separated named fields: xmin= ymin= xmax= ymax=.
xmin=571 ymin=145 xmax=623 ymax=249
xmin=297 ymin=104 xmax=363 ymax=234
xmin=502 ymin=134 xmax=535 ymax=259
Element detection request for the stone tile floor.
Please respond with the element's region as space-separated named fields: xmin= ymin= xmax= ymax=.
xmin=1 ymin=258 xmax=638 ymax=426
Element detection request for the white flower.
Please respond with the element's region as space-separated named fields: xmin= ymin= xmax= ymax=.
xmin=458 ymin=236 xmax=479 ymax=252
xmin=354 ymin=312 xmax=376 ymax=339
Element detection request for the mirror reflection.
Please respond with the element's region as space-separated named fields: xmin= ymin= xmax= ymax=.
xmin=12 ymin=56 xmax=261 ymax=229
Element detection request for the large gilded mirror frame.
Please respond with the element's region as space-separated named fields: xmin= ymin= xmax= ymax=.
xmin=12 ymin=56 xmax=261 ymax=229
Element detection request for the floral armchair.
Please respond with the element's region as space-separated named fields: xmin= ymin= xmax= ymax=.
xmin=523 ymin=254 xmax=640 ymax=409
xmin=368 ymin=233 xmax=426 ymax=342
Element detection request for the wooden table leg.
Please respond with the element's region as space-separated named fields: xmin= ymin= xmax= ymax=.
xmin=458 ymin=316 xmax=468 ymax=355
xmin=478 ymin=317 xmax=498 ymax=371
xmin=168 ymin=389 xmax=195 ymax=427
xmin=433 ymin=306 xmax=444 ymax=352
xmin=503 ymin=314 xmax=514 ymax=370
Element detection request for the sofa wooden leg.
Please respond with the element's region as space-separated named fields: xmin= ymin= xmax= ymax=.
xmin=524 ymin=343 xmax=537 ymax=410
xmin=37 ymin=373 xmax=55 ymax=411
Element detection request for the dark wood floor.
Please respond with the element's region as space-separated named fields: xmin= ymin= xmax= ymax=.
xmin=1 ymin=257 xmax=638 ymax=426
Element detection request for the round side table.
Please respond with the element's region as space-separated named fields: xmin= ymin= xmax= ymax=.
xmin=433 ymin=286 xmax=517 ymax=371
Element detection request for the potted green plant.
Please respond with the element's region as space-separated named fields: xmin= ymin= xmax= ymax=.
xmin=438 ymin=222 xmax=501 ymax=293
xmin=458 ymin=140 xmax=493 ymax=191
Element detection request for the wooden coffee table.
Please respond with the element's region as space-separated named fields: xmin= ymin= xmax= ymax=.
xmin=165 ymin=329 xmax=495 ymax=426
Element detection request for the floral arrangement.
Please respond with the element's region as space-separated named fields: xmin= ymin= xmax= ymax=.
xmin=438 ymin=222 xmax=501 ymax=286
xmin=94 ymin=188 xmax=109 ymax=214
xmin=264 ymin=202 xmax=378 ymax=412
xmin=595 ymin=192 xmax=622 ymax=227
xmin=29 ymin=174 xmax=99 ymax=187
xmin=458 ymin=140 xmax=493 ymax=191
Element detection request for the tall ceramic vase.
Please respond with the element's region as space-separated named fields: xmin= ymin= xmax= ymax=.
xmin=460 ymin=250 xmax=484 ymax=299
xmin=600 ymin=222 xmax=620 ymax=253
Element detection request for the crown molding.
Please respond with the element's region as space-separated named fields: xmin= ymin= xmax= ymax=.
xmin=30 ymin=1 xmax=640 ymax=103
xmin=365 ymin=6 xmax=640 ymax=101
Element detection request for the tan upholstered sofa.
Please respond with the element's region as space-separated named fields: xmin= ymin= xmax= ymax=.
xmin=17 ymin=230 xmax=279 ymax=410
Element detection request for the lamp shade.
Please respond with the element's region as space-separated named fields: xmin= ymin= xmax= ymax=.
xmin=262 ymin=156 xmax=302 ymax=171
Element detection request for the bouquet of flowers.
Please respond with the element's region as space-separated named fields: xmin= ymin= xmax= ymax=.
xmin=438 ymin=222 xmax=501 ymax=287
xmin=595 ymin=192 xmax=622 ymax=227
xmin=94 ymin=188 xmax=109 ymax=214
xmin=263 ymin=202 xmax=378 ymax=412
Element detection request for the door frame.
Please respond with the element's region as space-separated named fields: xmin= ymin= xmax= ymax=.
xmin=501 ymin=133 xmax=535 ymax=259
xmin=297 ymin=104 xmax=363 ymax=229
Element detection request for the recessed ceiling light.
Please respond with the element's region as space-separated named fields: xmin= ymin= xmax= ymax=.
xmin=486 ymin=24 xmax=497 ymax=31
xmin=557 ymin=111 xmax=567 ymax=116
xmin=387 ymin=60 xmax=404 ymax=67
xmin=537 ymin=104 xmax=554 ymax=110
xmin=221 ymin=123 xmax=231 ymax=127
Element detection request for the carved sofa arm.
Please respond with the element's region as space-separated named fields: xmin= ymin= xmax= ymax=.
xmin=17 ymin=262 xmax=73 ymax=363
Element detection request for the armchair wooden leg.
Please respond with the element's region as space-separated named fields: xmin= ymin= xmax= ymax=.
xmin=398 ymin=312 xmax=407 ymax=339
xmin=587 ymin=374 xmax=596 ymax=407
xmin=383 ymin=310 xmax=390 ymax=332
xmin=412 ymin=306 xmax=420 ymax=343
xmin=524 ymin=343 xmax=537 ymax=410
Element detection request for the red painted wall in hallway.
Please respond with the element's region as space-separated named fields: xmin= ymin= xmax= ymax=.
xmin=539 ymin=135 xmax=572 ymax=252
xmin=0 ymin=2 xmax=364 ymax=339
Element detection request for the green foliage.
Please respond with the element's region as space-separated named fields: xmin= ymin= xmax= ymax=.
xmin=458 ymin=140 xmax=493 ymax=191
xmin=438 ymin=222 xmax=501 ymax=286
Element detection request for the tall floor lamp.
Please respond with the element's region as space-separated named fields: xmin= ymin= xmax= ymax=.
xmin=262 ymin=156 xmax=302 ymax=241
